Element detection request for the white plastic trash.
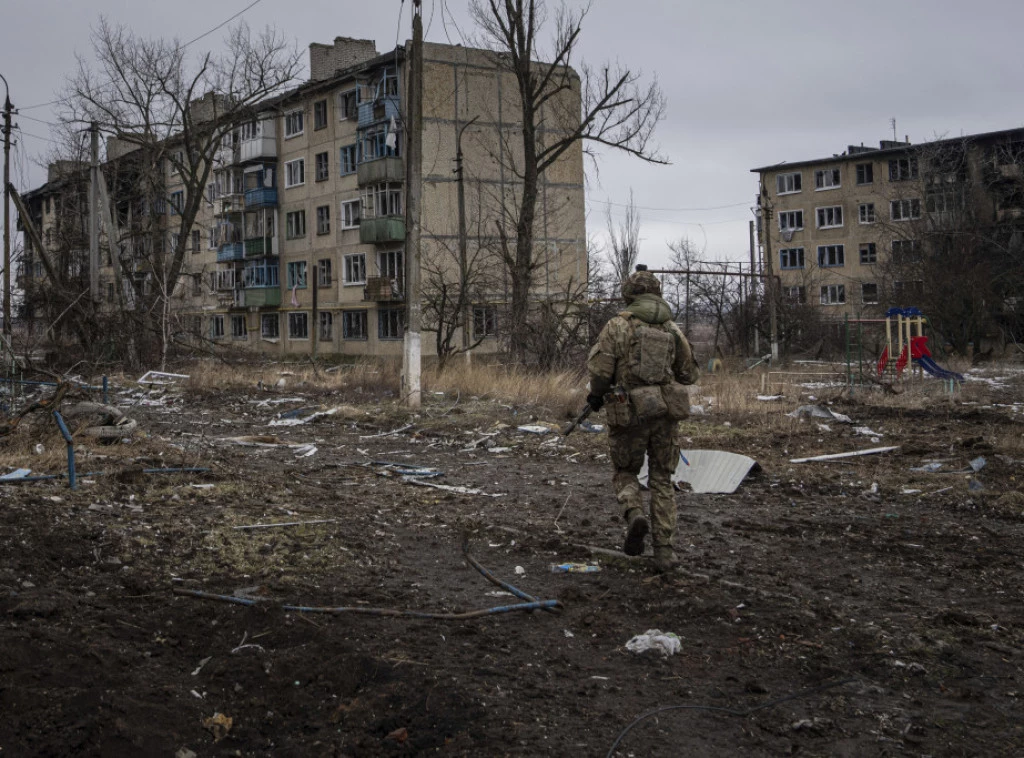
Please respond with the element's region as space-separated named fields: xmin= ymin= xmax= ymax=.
xmin=625 ymin=629 xmax=681 ymax=657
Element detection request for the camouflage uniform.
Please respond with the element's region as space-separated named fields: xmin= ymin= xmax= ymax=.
xmin=587 ymin=271 xmax=699 ymax=568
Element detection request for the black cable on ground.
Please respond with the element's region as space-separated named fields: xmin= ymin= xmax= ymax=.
xmin=606 ymin=677 xmax=855 ymax=758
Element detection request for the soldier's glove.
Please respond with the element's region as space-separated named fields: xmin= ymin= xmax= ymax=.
xmin=586 ymin=393 xmax=605 ymax=412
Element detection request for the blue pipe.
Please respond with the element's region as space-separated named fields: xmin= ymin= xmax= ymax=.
xmin=0 ymin=467 xmax=211 ymax=484
xmin=102 ymin=376 xmax=109 ymax=404
xmin=52 ymin=411 xmax=76 ymax=490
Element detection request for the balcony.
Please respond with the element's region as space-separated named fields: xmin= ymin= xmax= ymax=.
xmin=244 ymin=187 xmax=278 ymax=209
xmin=217 ymin=243 xmax=245 ymax=262
xmin=215 ymin=196 xmax=245 ymax=216
xmin=245 ymin=236 xmax=276 ymax=257
xmin=214 ymin=268 xmax=238 ymax=290
xmin=240 ymin=135 xmax=277 ymax=163
xmin=237 ymin=287 xmax=281 ymax=308
xmin=364 ymin=276 xmax=404 ymax=302
xmin=358 ymin=95 xmax=401 ymax=128
xmin=360 ymin=216 xmax=406 ymax=244
xmin=357 ymin=156 xmax=404 ymax=186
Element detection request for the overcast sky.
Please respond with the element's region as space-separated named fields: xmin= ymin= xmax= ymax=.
xmin=4 ymin=0 xmax=1024 ymax=268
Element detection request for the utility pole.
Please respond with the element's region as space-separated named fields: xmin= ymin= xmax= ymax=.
xmin=2 ymin=75 xmax=13 ymax=338
xmin=456 ymin=115 xmax=478 ymax=365
xmin=403 ymin=0 xmax=424 ymax=408
xmin=758 ymin=188 xmax=780 ymax=363
xmin=749 ymin=219 xmax=759 ymax=354
xmin=89 ymin=122 xmax=100 ymax=304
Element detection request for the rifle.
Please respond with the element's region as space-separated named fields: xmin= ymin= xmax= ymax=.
xmin=562 ymin=403 xmax=593 ymax=437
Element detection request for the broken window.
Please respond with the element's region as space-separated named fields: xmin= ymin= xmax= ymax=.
xmin=316 ymin=205 xmax=330 ymax=235
xmin=343 ymin=310 xmax=367 ymax=340
xmin=888 ymin=157 xmax=918 ymax=181
xmin=859 ymin=243 xmax=877 ymax=264
xmin=819 ymin=284 xmax=846 ymax=305
xmin=287 ymin=261 xmax=308 ymax=289
xmin=473 ymin=305 xmax=497 ymax=337
xmin=817 ymin=244 xmax=845 ymax=267
xmin=288 ymin=312 xmax=309 ymax=339
xmin=318 ymin=258 xmax=333 ymax=287
xmin=341 ymin=200 xmax=361 ymax=229
xmin=344 ymin=253 xmax=366 ymax=284
xmin=778 ymin=210 xmax=803 ymax=231
xmin=858 ymin=203 xmax=876 ymax=224
xmin=861 ymin=282 xmax=878 ymax=304
xmin=814 ymin=168 xmax=841 ymax=189
xmin=315 ymin=152 xmax=329 ymax=182
xmin=890 ymin=198 xmax=921 ymax=221
xmin=284 ymin=109 xmax=304 ymax=138
xmin=779 ymin=247 xmax=804 ymax=269
xmin=856 ymin=163 xmax=873 ymax=185
xmin=314 ymin=100 xmax=328 ymax=130
xmin=231 ymin=315 xmax=247 ymax=339
xmin=816 ymin=206 xmax=843 ymax=228
xmin=319 ymin=312 xmax=333 ymax=341
xmin=378 ymin=307 xmax=404 ymax=339
xmin=776 ymin=172 xmax=801 ymax=194
xmin=261 ymin=313 xmax=280 ymax=339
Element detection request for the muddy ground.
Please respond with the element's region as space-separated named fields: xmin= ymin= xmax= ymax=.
xmin=1 ymin=368 xmax=1023 ymax=757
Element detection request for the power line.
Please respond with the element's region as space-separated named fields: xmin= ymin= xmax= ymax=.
xmin=591 ymin=197 xmax=751 ymax=213
xmin=17 ymin=0 xmax=267 ymax=113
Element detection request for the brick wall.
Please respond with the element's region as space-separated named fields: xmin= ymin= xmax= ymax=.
xmin=309 ymin=38 xmax=378 ymax=81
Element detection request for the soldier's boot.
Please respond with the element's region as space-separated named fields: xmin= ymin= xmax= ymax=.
xmin=622 ymin=508 xmax=650 ymax=557
xmin=652 ymin=545 xmax=679 ymax=573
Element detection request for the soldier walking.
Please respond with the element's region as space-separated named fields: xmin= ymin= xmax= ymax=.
xmin=586 ymin=266 xmax=699 ymax=572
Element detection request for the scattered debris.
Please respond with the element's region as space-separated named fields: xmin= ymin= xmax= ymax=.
xmin=137 ymin=371 xmax=189 ymax=386
xmin=514 ymin=566 xmax=526 ymax=575
xmin=757 ymin=395 xmax=785 ymax=401
xmin=639 ymin=450 xmax=759 ymax=494
xmin=517 ymin=425 xmax=551 ymax=434
xmin=359 ymin=424 xmax=413 ymax=439
xmin=551 ymin=563 xmax=601 ymax=573
xmin=0 ymin=468 xmax=32 ymax=482
xmin=854 ymin=426 xmax=883 ymax=438
xmin=625 ymin=629 xmax=681 ymax=657
xmin=787 ymin=405 xmax=853 ymax=424
xmin=371 ymin=461 xmax=443 ymax=478
xmin=404 ymin=477 xmax=505 ymax=497
xmin=386 ymin=727 xmax=409 ymax=744
xmin=233 ymin=519 xmax=341 ymax=531
xmin=63 ymin=402 xmax=139 ymax=440
xmin=969 ymin=456 xmax=987 ymax=472
xmin=202 ymin=712 xmax=233 ymax=743
xmin=191 ymin=657 xmax=212 ymax=676
xmin=790 ymin=446 xmax=899 ymax=463
xmin=269 ymin=406 xmax=342 ymax=427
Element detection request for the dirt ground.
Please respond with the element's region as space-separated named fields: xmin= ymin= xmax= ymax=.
xmin=1 ymin=366 xmax=1023 ymax=757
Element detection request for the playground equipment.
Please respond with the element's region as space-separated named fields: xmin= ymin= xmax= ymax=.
xmin=844 ymin=308 xmax=963 ymax=390
xmin=876 ymin=307 xmax=963 ymax=382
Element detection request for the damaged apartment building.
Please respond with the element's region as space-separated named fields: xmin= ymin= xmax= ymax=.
xmin=751 ymin=128 xmax=1024 ymax=349
xmin=17 ymin=37 xmax=586 ymax=357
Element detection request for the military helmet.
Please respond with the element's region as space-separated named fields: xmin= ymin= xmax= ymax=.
xmin=622 ymin=265 xmax=662 ymax=302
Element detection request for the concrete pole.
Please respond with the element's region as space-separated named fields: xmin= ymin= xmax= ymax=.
xmin=456 ymin=116 xmax=478 ymax=366
xmin=2 ymin=79 xmax=12 ymax=338
xmin=402 ymin=0 xmax=424 ymax=408
xmin=89 ymin=122 xmax=100 ymax=304
xmin=759 ymin=194 xmax=780 ymax=363
xmin=749 ymin=219 xmax=759 ymax=354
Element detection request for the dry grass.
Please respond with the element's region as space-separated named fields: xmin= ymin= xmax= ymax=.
xmin=425 ymin=362 xmax=584 ymax=418
xmin=180 ymin=358 xmax=402 ymax=396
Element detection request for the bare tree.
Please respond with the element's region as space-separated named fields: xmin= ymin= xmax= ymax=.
xmin=605 ymin=189 xmax=640 ymax=286
xmin=58 ymin=17 xmax=302 ymax=365
xmin=470 ymin=0 xmax=666 ymax=362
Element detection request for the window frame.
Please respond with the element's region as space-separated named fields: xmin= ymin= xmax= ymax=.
xmin=776 ymin=172 xmax=802 ymax=195
xmin=286 ymin=210 xmax=306 ymax=239
xmin=817 ymin=244 xmax=845 ymax=267
xmin=888 ymin=157 xmax=919 ymax=181
xmin=315 ymin=151 xmax=330 ymax=182
xmin=861 ymin=282 xmax=879 ymax=304
xmin=472 ymin=305 xmax=498 ymax=338
xmin=316 ymin=205 xmax=331 ymax=236
xmin=819 ymin=284 xmax=846 ymax=305
xmin=261 ymin=313 xmax=280 ymax=339
xmin=343 ymin=253 xmax=366 ymax=285
xmin=890 ymin=198 xmax=922 ymax=221
xmin=288 ymin=311 xmax=309 ymax=340
xmin=313 ymin=99 xmax=328 ymax=131
xmin=210 ymin=314 xmax=225 ymax=339
xmin=778 ymin=210 xmax=804 ymax=231
xmin=337 ymin=89 xmax=358 ymax=121
xmin=815 ymin=206 xmax=843 ymax=229
xmin=319 ymin=311 xmax=334 ymax=341
xmin=378 ymin=307 xmax=405 ymax=340
xmin=859 ymin=242 xmax=877 ymax=265
xmin=858 ymin=203 xmax=876 ymax=224
xmin=814 ymin=168 xmax=841 ymax=190
xmin=318 ymin=258 xmax=333 ymax=288
xmin=779 ymin=247 xmax=805 ymax=270
xmin=231 ymin=314 xmax=248 ymax=340
xmin=856 ymin=163 xmax=874 ymax=185
xmin=341 ymin=199 xmax=361 ymax=229
xmin=284 ymin=109 xmax=304 ymax=139
xmin=284 ymin=158 xmax=305 ymax=188
xmin=342 ymin=310 xmax=368 ymax=340
xmin=286 ymin=261 xmax=308 ymax=289
xmin=339 ymin=145 xmax=357 ymax=175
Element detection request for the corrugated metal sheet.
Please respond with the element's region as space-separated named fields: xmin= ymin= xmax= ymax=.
xmin=639 ymin=450 xmax=758 ymax=494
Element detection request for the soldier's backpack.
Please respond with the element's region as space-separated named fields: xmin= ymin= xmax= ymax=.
xmin=612 ymin=319 xmax=691 ymax=424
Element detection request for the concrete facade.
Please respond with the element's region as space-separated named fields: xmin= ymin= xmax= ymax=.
xmin=18 ymin=37 xmax=587 ymax=359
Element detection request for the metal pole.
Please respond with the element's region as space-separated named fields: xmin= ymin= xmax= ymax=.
xmin=2 ymin=75 xmax=12 ymax=339
xmin=89 ymin=122 xmax=100 ymax=304
xmin=456 ymin=115 xmax=478 ymax=366
xmin=402 ymin=0 xmax=424 ymax=408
